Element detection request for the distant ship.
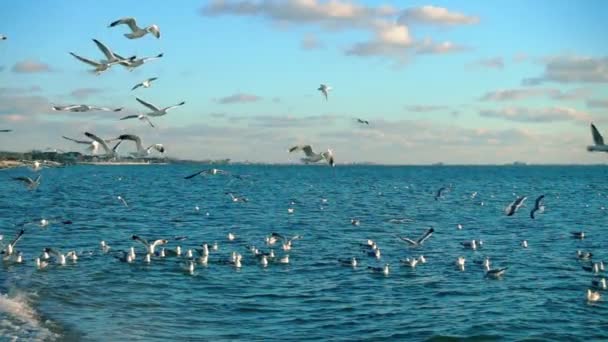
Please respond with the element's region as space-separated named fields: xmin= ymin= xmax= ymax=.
xmin=511 ymin=161 xmax=527 ymax=166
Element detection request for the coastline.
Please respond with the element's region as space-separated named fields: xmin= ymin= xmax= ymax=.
xmin=0 ymin=160 xmax=23 ymax=170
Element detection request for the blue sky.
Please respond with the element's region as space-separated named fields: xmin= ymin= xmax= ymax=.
xmin=1 ymin=0 xmax=607 ymax=164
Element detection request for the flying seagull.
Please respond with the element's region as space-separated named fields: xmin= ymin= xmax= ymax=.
xmin=318 ymin=84 xmax=331 ymax=101
xmin=132 ymin=77 xmax=158 ymax=91
xmin=530 ymin=195 xmax=545 ymax=219
xmin=288 ymin=145 xmax=335 ymax=167
xmin=62 ymin=135 xmax=115 ymax=155
xmin=587 ymin=123 xmax=608 ymax=152
xmin=13 ymin=175 xmax=41 ymax=190
xmin=109 ymin=17 xmax=161 ymax=39
xmin=52 ymin=104 xmax=122 ymax=112
xmin=132 ymin=235 xmax=168 ymax=254
xmin=184 ymin=168 xmax=229 ymax=179
xmin=115 ymin=53 xmax=163 ymax=71
xmin=505 ymin=196 xmax=527 ymax=216
xmin=84 ymin=132 xmax=120 ymax=157
xmin=69 ymin=39 xmax=135 ymax=75
xmin=114 ymin=134 xmax=164 ymax=157
xmin=0 ymin=34 xmax=6 ymax=40
xmin=395 ymin=227 xmax=434 ymax=247
xmin=435 ymin=186 xmax=449 ymax=201
xmin=356 ymin=118 xmax=369 ymax=125
xmin=135 ymin=97 xmax=185 ymax=117
xmin=119 ymin=114 xmax=155 ymax=128
xmin=0 ymin=129 xmax=12 ymax=132
xmin=92 ymin=39 xmax=129 ymax=65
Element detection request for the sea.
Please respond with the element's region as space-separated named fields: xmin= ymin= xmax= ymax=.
xmin=0 ymin=164 xmax=607 ymax=341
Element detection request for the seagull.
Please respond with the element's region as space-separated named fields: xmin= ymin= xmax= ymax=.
xmin=521 ymin=240 xmax=528 ymax=248
xmin=278 ymin=255 xmax=290 ymax=264
xmin=435 ymin=186 xmax=449 ymax=200
xmin=0 ymin=34 xmax=6 ymax=40
xmin=571 ymin=231 xmax=585 ymax=239
xmin=13 ymin=175 xmax=41 ymax=190
xmin=109 ymin=17 xmax=160 ymax=39
xmin=356 ymin=118 xmax=369 ymax=125
xmin=582 ymin=263 xmax=601 ymax=274
xmin=485 ymin=264 xmax=507 ymax=278
xmin=117 ymin=196 xmax=128 ymax=207
xmin=587 ymin=289 xmax=601 ymax=302
xmin=92 ymin=39 xmax=129 ymax=65
xmin=69 ymin=44 xmax=134 ymax=76
xmin=132 ymin=235 xmax=168 ymax=255
xmin=100 ymin=241 xmax=111 ymax=253
xmin=395 ymin=227 xmax=434 ymax=247
xmin=225 ymin=192 xmax=248 ymax=203
xmin=530 ymin=195 xmax=545 ymax=219
xmin=115 ymin=53 xmax=163 ymax=71
xmin=402 ymin=257 xmax=419 ymax=268
xmin=227 ymin=233 xmax=236 ymax=241
xmin=288 ymin=145 xmax=335 ymax=167
xmin=62 ymin=135 xmax=116 ymax=155
xmin=260 ymin=255 xmax=269 ymax=267
xmin=135 ymin=97 xmax=185 ymax=117
xmin=338 ymin=257 xmax=358 ymax=267
xmin=461 ymin=240 xmax=483 ymax=250
xmin=84 ymin=132 xmax=120 ymax=157
xmin=184 ymin=168 xmax=229 ymax=179
xmin=114 ymin=134 xmax=164 ymax=157
xmin=351 ymin=219 xmax=361 ymax=226
xmin=368 ymin=264 xmax=389 ymax=276
xmin=505 ymin=196 xmax=527 ymax=216
xmin=0 ymin=229 xmax=24 ymax=256
xmin=592 ymin=278 xmax=607 ymax=290
xmin=577 ymin=250 xmax=593 ymax=260
xmin=456 ymin=256 xmax=466 ymax=271
xmin=281 ymin=235 xmax=302 ymax=251
xmin=587 ymin=123 xmax=608 ymax=152
xmin=36 ymin=258 xmax=49 ymax=269
xmin=318 ymin=84 xmax=331 ymax=101
xmin=132 ymin=77 xmax=158 ymax=91
xmin=44 ymin=248 xmax=67 ymax=265
xmin=52 ymin=104 xmax=123 ymax=112
xmin=119 ymin=114 xmax=155 ymax=127
xmin=0 ymin=129 xmax=12 ymax=132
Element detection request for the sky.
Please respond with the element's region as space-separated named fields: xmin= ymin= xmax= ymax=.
xmin=0 ymin=0 xmax=607 ymax=164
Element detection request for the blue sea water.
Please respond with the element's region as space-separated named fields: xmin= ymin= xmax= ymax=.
xmin=1 ymin=164 xmax=607 ymax=341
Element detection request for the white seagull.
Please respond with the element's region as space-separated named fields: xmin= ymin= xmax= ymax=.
xmin=135 ymin=97 xmax=185 ymax=117
xmin=395 ymin=227 xmax=434 ymax=247
xmin=132 ymin=235 xmax=168 ymax=255
xmin=288 ymin=145 xmax=335 ymax=167
xmin=1 ymin=230 xmax=24 ymax=256
xmin=109 ymin=17 xmax=161 ymax=39
xmin=132 ymin=77 xmax=158 ymax=91
xmin=587 ymin=289 xmax=601 ymax=302
xmin=119 ymin=113 xmax=156 ymax=128
xmin=115 ymin=53 xmax=163 ymax=71
xmin=318 ymin=84 xmax=331 ymax=101
xmin=114 ymin=134 xmax=165 ymax=157
xmin=368 ymin=264 xmax=390 ymax=276
xmin=84 ymin=132 xmax=120 ymax=157
xmin=52 ymin=104 xmax=122 ymax=112
xmin=505 ymin=196 xmax=527 ymax=216
xmin=587 ymin=123 xmax=608 ymax=153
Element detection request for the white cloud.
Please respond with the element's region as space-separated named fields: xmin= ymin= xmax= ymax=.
xmin=398 ymin=6 xmax=479 ymax=26
xmin=12 ymin=60 xmax=52 ymax=73
xmin=215 ymin=93 xmax=262 ymax=104
xmin=479 ymin=106 xmax=591 ymax=123
xmin=523 ymin=55 xmax=608 ymax=84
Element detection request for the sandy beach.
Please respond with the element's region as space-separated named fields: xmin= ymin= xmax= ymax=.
xmin=0 ymin=160 xmax=23 ymax=169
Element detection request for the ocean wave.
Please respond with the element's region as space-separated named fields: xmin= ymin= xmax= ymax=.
xmin=0 ymin=291 xmax=59 ymax=341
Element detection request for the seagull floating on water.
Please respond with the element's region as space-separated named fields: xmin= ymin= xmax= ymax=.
xmin=395 ymin=227 xmax=434 ymax=247
xmin=456 ymin=256 xmax=466 ymax=271
xmin=591 ymin=278 xmax=607 ymax=290
xmin=461 ymin=240 xmax=483 ymax=250
xmin=109 ymin=17 xmax=160 ymax=39
xmin=521 ymin=240 xmax=528 ymax=248
xmin=577 ymin=250 xmax=593 ymax=260
xmin=505 ymin=196 xmax=527 ymax=216
xmin=289 ymin=145 xmax=335 ymax=167
xmin=587 ymin=289 xmax=601 ymax=302
xmin=485 ymin=264 xmax=507 ymax=278
xmin=571 ymin=231 xmax=585 ymax=239
xmin=368 ymin=264 xmax=389 ymax=276
xmin=339 ymin=257 xmax=358 ymax=268
xmin=0 ymin=230 xmax=24 ymax=256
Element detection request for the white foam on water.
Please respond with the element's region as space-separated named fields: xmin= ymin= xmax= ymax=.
xmin=0 ymin=291 xmax=59 ymax=341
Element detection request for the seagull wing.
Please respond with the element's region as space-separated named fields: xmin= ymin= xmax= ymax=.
xmin=84 ymin=132 xmax=112 ymax=154
xmin=10 ymin=229 xmax=25 ymax=247
xmin=92 ymin=39 xmax=115 ymax=61
xmin=62 ymin=136 xmax=91 ymax=144
xmin=136 ymin=97 xmax=160 ymax=112
xmin=120 ymin=115 xmax=139 ymax=120
xmin=163 ymin=101 xmax=185 ymax=112
xmin=132 ymin=235 xmax=149 ymax=247
xmin=184 ymin=170 xmax=205 ymax=179
xmin=534 ymin=195 xmax=545 ymax=208
xmin=301 ymin=145 xmax=315 ymax=157
xmin=110 ymin=17 xmax=140 ymax=32
xmin=143 ymin=117 xmax=155 ymax=128
xmin=395 ymin=234 xmax=417 ymax=246
xmin=417 ymin=227 xmax=434 ymax=245
xmin=117 ymin=134 xmax=144 ymax=152
xmin=12 ymin=177 xmax=34 ymax=185
xmin=70 ymin=52 xmax=101 ymax=67
xmin=148 ymin=77 xmax=158 ymax=82
xmin=591 ymin=123 xmax=605 ymax=145
xmin=131 ymin=83 xmax=143 ymax=91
